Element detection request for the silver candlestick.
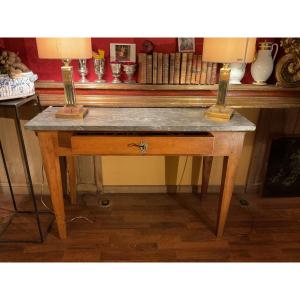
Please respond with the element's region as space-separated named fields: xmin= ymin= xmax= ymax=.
xmin=78 ymin=59 xmax=89 ymax=83
xmin=110 ymin=62 xmax=122 ymax=84
xmin=93 ymin=58 xmax=106 ymax=83
xmin=123 ymin=64 xmax=136 ymax=83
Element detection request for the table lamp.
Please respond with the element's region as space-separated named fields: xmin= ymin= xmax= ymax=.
xmin=36 ymin=38 xmax=92 ymax=118
xmin=202 ymin=38 xmax=256 ymax=120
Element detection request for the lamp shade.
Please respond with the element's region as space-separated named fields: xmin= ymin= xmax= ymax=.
xmin=202 ymin=38 xmax=256 ymax=63
xmin=36 ymin=38 xmax=92 ymax=59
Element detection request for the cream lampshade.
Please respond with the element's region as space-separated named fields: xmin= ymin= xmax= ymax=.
xmin=36 ymin=38 xmax=92 ymax=59
xmin=202 ymin=38 xmax=256 ymax=63
xmin=36 ymin=38 xmax=92 ymax=119
xmin=202 ymin=38 xmax=256 ymax=120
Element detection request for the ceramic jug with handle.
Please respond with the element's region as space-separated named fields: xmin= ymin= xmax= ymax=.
xmin=251 ymin=41 xmax=279 ymax=85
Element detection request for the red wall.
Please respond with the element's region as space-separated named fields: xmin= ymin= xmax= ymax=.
xmin=1 ymin=37 xmax=281 ymax=84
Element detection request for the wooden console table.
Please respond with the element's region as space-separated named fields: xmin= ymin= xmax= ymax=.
xmin=34 ymin=82 xmax=300 ymax=196
xmin=25 ymin=107 xmax=255 ymax=239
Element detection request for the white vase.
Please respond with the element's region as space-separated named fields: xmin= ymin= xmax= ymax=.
xmin=251 ymin=41 xmax=278 ymax=85
xmin=229 ymin=63 xmax=246 ymax=84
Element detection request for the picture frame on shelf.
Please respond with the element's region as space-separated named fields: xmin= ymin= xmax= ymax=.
xmin=178 ymin=38 xmax=195 ymax=53
xmin=110 ymin=43 xmax=136 ymax=63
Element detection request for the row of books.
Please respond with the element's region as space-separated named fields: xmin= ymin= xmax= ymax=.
xmin=137 ymin=52 xmax=218 ymax=85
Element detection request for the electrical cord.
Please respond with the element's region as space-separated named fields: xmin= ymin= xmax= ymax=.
xmin=40 ymin=165 xmax=52 ymax=212
xmin=177 ymin=156 xmax=189 ymax=192
xmin=39 ymin=155 xmax=189 ymax=221
xmin=40 ymin=164 xmax=93 ymax=224
xmin=0 ymin=212 xmax=13 ymax=223
xmin=0 ymin=200 xmax=15 ymax=223
xmin=68 ymin=216 xmax=93 ymax=224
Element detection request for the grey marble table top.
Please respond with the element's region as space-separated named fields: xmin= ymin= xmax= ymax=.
xmin=25 ymin=106 xmax=256 ymax=132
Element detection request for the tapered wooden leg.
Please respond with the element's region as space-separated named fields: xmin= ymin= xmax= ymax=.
xmin=201 ymin=156 xmax=213 ymax=199
xmin=216 ymin=133 xmax=244 ymax=238
xmin=38 ymin=131 xmax=67 ymax=239
xmin=66 ymin=156 xmax=77 ymax=205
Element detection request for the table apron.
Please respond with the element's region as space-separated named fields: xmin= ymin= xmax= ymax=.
xmin=49 ymin=131 xmax=245 ymax=157
xmin=70 ymin=135 xmax=214 ymax=156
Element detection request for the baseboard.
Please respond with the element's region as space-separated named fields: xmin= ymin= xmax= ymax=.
xmin=0 ymin=182 xmax=99 ymax=195
xmin=0 ymin=183 xmax=49 ymax=195
xmin=77 ymin=183 xmax=99 ymax=193
xmin=245 ymin=183 xmax=262 ymax=194
xmin=0 ymin=182 xmax=245 ymax=195
xmin=102 ymin=185 xmax=245 ymax=194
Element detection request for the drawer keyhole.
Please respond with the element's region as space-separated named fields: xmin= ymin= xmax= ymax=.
xmin=128 ymin=142 xmax=148 ymax=153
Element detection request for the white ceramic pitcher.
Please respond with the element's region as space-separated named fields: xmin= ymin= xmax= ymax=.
xmin=251 ymin=41 xmax=279 ymax=85
xmin=229 ymin=63 xmax=246 ymax=84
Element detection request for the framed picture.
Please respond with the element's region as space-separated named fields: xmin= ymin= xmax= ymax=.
xmin=110 ymin=43 xmax=136 ymax=63
xmin=178 ymin=38 xmax=195 ymax=53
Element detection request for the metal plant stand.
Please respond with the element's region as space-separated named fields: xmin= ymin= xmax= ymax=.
xmin=0 ymin=94 xmax=54 ymax=243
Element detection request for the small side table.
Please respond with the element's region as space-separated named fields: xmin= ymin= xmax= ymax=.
xmin=0 ymin=94 xmax=54 ymax=243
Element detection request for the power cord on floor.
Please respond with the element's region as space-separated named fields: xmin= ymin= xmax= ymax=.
xmin=0 ymin=207 xmax=14 ymax=223
xmin=40 ymin=164 xmax=93 ymax=224
xmin=40 ymin=166 xmax=52 ymax=212
xmin=177 ymin=156 xmax=189 ymax=193
xmin=68 ymin=216 xmax=94 ymax=224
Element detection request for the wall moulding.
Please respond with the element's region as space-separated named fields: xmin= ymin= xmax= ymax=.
xmin=35 ymin=82 xmax=300 ymax=109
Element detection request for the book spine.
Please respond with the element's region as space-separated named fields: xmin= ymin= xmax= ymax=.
xmin=157 ymin=53 xmax=163 ymax=84
xmin=206 ymin=62 xmax=213 ymax=84
xmin=163 ymin=53 xmax=169 ymax=84
xmin=185 ymin=53 xmax=193 ymax=84
xmin=138 ymin=53 xmax=147 ymax=83
xmin=195 ymin=54 xmax=202 ymax=84
xmin=146 ymin=54 xmax=153 ymax=84
xmin=180 ymin=53 xmax=188 ymax=84
xmin=169 ymin=53 xmax=175 ymax=84
xmin=210 ymin=63 xmax=218 ymax=84
xmin=152 ymin=52 xmax=158 ymax=84
xmin=174 ymin=52 xmax=181 ymax=84
xmin=190 ymin=54 xmax=198 ymax=84
xmin=200 ymin=61 xmax=208 ymax=84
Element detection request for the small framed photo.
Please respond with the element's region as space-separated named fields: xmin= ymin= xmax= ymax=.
xmin=178 ymin=38 xmax=195 ymax=53
xmin=110 ymin=43 xmax=136 ymax=63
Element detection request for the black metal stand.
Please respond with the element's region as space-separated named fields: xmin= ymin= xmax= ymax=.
xmin=0 ymin=95 xmax=54 ymax=243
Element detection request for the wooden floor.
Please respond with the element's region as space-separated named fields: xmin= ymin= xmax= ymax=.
xmin=1 ymin=192 xmax=300 ymax=262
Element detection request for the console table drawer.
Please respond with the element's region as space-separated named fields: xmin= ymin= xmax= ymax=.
xmin=71 ymin=134 xmax=214 ymax=155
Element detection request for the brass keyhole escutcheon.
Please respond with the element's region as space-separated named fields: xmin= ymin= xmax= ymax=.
xmin=128 ymin=141 xmax=148 ymax=153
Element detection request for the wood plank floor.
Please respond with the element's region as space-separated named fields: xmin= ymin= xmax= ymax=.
xmin=1 ymin=192 xmax=300 ymax=262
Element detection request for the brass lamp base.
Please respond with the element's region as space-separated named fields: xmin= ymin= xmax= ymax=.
xmin=204 ymin=63 xmax=233 ymax=121
xmin=55 ymin=105 xmax=88 ymax=119
xmin=204 ymin=104 xmax=233 ymax=120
